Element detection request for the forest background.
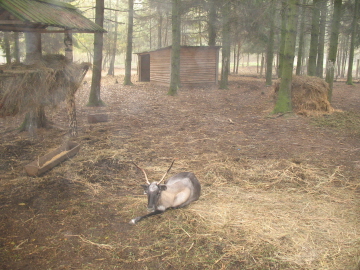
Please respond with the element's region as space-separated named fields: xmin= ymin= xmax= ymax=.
xmin=2 ymin=0 xmax=360 ymax=88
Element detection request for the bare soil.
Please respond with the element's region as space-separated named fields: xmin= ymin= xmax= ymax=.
xmin=0 ymin=72 xmax=359 ymax=269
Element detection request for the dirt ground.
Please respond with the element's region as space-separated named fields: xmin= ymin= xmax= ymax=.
xmin=0 ymin=71 xmax=360 ymax=269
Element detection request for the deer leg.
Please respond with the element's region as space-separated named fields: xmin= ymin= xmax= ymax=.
xmin=130 ymin=209 xmax=164 ymax=224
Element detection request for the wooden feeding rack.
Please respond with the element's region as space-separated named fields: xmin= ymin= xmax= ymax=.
xmin=0 ymin=57 xmax=91 ymax=136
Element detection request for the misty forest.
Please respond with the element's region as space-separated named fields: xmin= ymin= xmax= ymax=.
xmin=1 ymin=0 xmax=360 ymax=269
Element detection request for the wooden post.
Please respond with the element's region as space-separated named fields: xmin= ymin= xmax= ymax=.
xmin=356 ymin=59 xmax=359 ymax=79
xmin=64 ymin=31 xmax=73 ymax=62
xmin=25 ymin=32 xmax=42 ymax=64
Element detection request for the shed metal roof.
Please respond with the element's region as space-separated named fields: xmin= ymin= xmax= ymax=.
xmin=0 ymin=0 xmax=106 ymax=33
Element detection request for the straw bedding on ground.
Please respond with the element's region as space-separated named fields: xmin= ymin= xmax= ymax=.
xmin=0 ymin=73 xmax=359 ymax=269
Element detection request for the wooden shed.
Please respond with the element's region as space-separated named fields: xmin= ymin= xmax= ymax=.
xmin=136 ymin=46 xmax=221 ymax=86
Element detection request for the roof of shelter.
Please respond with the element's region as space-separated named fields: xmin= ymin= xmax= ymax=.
xmin=0 ymin=0 xmax=106 ymax=33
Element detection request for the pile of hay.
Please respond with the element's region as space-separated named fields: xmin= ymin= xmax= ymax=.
xmin=0 ymin=54 xmax=90 ymax=117
xmin=274 ymin=75 xmax=334 ymax=116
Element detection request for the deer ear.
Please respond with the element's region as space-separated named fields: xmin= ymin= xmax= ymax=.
xmin=159 ymin=185 xmax=167 ymax=191
xmin=141 ymin=184 xmax=148 ymax=194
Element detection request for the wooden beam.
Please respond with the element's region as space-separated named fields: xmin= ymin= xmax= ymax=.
xmin=0 ymin=20 xmax=25 ymax=24
xmin=0 ymin=25 xmax=96 ymax=33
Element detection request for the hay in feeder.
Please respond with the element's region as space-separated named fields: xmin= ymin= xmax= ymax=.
xmin=274 ymin=75 xmax=334 ymax=116
xmin=0 ymin=54 xmax=90 ymax=117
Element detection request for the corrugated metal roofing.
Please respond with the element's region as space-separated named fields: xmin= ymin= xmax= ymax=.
xmin=0 ymin=0 xmax=106 ymax=33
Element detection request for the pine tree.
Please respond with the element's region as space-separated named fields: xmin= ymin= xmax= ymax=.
xmin=325 ymin=0 xmax=342 ymax=101
xmin=273 ymin=0 xmax=299 ymax=114
xmin=124 ymin=0 xmax=134 ymax=85
xmin=88 ymin=0 xmax=105 ymax=106
xmin=346 ymin=0 xmax=359 ymax=85
xmin=168 ymin=0 xmax=181 ymax=95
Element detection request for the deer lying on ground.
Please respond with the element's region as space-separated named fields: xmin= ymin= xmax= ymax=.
xmin=130 ymin=160 xmax=201 ymax=224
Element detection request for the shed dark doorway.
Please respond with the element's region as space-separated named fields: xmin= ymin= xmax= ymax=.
xmin=139 ymin=54 xmax=150 ymax=82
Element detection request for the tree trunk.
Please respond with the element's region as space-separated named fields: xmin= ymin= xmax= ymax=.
xmin=168 ymin=0 xmax=181 ymax=95
xmin=157 ymin=2 xmax=163 ymax=48
xmin=108 ymin=0 xmax=119 ymax=76
xmin=279 ymin=0 xmax=287 ymax=78
xmin=340 ymin=36 xmax=348 ymax=78
xmin=219 ymin=0 xmax=231 ymax=89
xmin=316 ymin=0 xmax=327 ymax=77
xmin=124 ymin=0 xmax=134 ymax=85
xmin=198 ymin=7 xmax=202 ymax=46
xmin=236 ymin=42 xmax=241 ymax=74
xmin=88 ymin=0 xmax=105 ymax=106
xmin=233 ymin=44 xmax=236 ymax=74
xmin=265 ymin=0 xmax=276 ymax=85
xmin=296 ymin=0 xmax=306 ymax=75
xmin=13 ymin=32 xmax=20 ymax=63
xmin=307 ymin=0 xmax=320 ymax=76
xmin=208 ymin=0 xmax=216 ymax=46
xmin=260 ymin=55 xmax=264 ymax=78
xmin=21 ymin=32 xmax=47 ymax=132
xmin=325 ymin=0 xmax=342 ymax=102
xmin=273 ymin=0 xmax=298 ymax=114
xmin=19 ymin=111 xmax=36 ymax=137
xmin=19 ymin=106 xmax=47 ymax=133
xmin=346 ymin=0 xmax=359 ymax=85
xmin=163 ymin=12 xmax=170 ymax=46
xmin=4 ymin=32 xmax=11 ymax=64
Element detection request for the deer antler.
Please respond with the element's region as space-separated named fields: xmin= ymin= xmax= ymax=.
xmin=157 ymin=160 xmax=175 ymax=184
xmin=132 ymin=162 xmax=150 ymax=184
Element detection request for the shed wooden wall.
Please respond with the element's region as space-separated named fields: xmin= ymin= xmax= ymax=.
xmin=137 ymin=46 xmax=220 ymax=86
xmin=150 ymin=48 xmax=171 ymax=85
xmin=179 ymin=47 xmax=218 ymax=86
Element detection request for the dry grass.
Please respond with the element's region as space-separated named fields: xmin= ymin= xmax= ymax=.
xmin=49 ymin=143 xmax=359 ymax=269
xmin=0 ymin=73 xmax=359 ymax=269
xmin=274 ymin=75 xmax=334 ymax=116
xmin=189 ymin=158 xmax=359 ymax=268
xmin=0 ymin=54 xmax=90 ymax=117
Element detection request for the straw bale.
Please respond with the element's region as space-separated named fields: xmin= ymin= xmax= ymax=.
xmin=0 ymin=54 xmax=90 ymax=117
xmin=274 ymin=75 xmax=334 ymax=116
